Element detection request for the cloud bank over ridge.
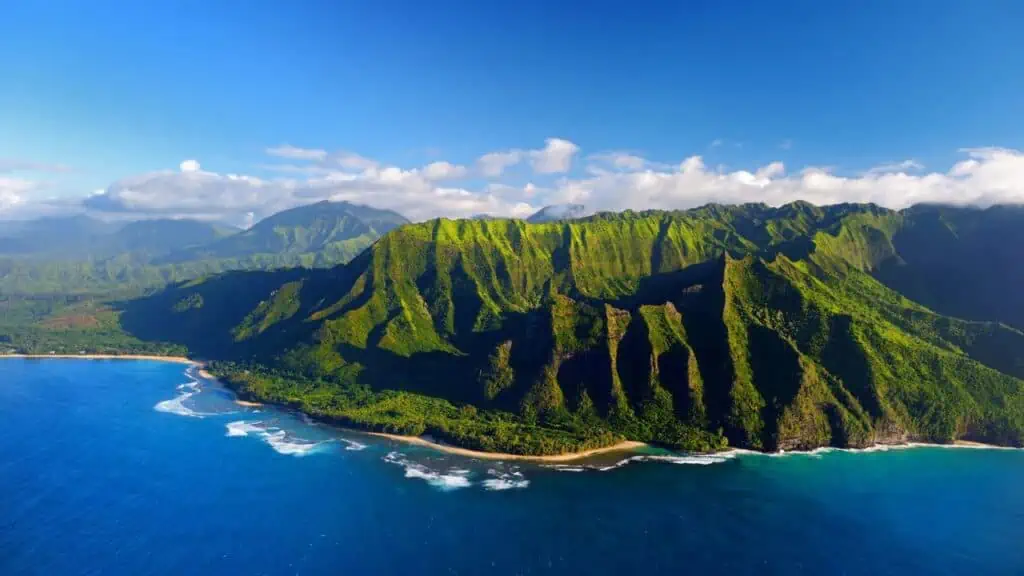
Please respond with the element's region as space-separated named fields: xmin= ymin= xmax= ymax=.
xmin=5 ymin=142 xmax=1024 ymax=225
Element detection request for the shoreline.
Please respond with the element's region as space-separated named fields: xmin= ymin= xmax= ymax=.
xmin=5 ymin=354 xmax=1018 ymax=459
xmin=365 ymin=432 xmax=649 ymax=462
xmin=1 ymin=353 xmax=197 ymax=365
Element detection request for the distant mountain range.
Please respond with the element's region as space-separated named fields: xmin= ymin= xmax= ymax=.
xmin=157 ymin=201 xmax=408 ymax=266
xmin=0 ymin=201 xmax=410 ymax=293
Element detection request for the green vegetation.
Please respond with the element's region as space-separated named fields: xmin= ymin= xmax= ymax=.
xmin=216 ymin=365 xmax=618 ymax=456
xmin=0 ymin=295 xmax=185 ymax=356
xmin=5 ymin=201 xmax=1024 ymax=454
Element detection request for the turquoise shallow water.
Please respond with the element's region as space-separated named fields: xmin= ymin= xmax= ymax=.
xmin=1 ymin=359 xmax=1022 ymax=575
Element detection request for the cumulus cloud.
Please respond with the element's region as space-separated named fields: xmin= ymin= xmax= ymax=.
xmin=477 ymin=150 xmax=523 ymax=177
xmin=82 ymin=152 xmax=533 ymax=224
xmin=421 ymin=161 xmax=468 ymax=181
xmin=10 ymin=141 xmax=1024 ymax=226
xmin=476 ymin=138 xmax=579 ymax=176
xmin=530 ymin=138 xmax=579 ymax=174
xmin=545 ymin=147 xmax=1024 ymax=213
xmin=589 ymin=152 xmax=647 ymax=171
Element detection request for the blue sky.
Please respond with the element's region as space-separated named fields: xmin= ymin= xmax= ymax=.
xmin=2 ymin=0 xmax=1024 ymax=223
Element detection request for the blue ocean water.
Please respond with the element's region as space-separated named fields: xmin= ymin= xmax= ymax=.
xmin=1 ymin=360 xmax=1022 ymax=575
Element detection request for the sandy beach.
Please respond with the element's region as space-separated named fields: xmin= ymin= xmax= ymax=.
xmin=2 ymin=353 xmax=197 ymax=365
xmin=366 ymin=432 xmax=647 ymax=462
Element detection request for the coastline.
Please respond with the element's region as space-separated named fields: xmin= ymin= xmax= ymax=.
xmin=1 ymin=353 xmax=197 ymax=365
xmin=365 ymin=432 xmax=648 ymax=462
xmin=5 ymin=354 xmax=1017 ymax=459
xmin=191 ymin=371 xmax=1023 ymax=460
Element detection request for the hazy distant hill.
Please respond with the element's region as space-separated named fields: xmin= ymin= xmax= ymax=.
xmin=0 ymin=201 xmax=410 ymax=294
xmin=161 ymin=200 xmax=409 ymax=266
xmin=0 ymin=215 xmax=122 ymax=258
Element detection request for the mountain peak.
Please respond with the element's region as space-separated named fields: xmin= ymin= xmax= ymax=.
xmin=526 ymin=204 xmax=587 ymax=223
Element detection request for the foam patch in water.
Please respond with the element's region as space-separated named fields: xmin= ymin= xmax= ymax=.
xmin=482 ymin=468 xmax=529 ymax=490
xmin=340 ymin=438 xmax=368 ymax=451
xmin=382 ymin=452 xmax=472 ymax=491
xmin=224 ymin=420 xmax=328 ymax=457
xmin=597 ymin=453 xmax=735 ymax=471
xmin=544 ymin=465 xmax=586 ymax=472
xmin=225 ymin=420 xmax=265 ymax=437
xmin=154 ymin=374 xmax=207 ymax=417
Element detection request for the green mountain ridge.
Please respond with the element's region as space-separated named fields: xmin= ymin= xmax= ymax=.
xmin=106 ymin=202 xmax=1024 ymax=454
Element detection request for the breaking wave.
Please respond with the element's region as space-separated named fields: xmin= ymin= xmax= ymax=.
xmin=482 ymin=468 xmax=530 ymax=491
xmin=225 ymin=420 xmax=264 ymax=437
xmin=154 ymin=371 xmax=211 ymax=417
xmin=757 ymin=442 xmax=1022 ymax=458
xmin=544 ymin=465 xmax=586 ymax=472
xmin=382 ymin=452 xmax=473 ymax=491
xmin=224 ymin=420 xmax=329 ymax=457
xmin=340 ymin=438 xmax=368 ymax=451
xmin=597 ymin=453 xmax=734 ymax=471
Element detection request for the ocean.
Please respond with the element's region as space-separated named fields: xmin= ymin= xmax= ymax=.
xmin=1 ymin=359 xmax=1021 ymax=575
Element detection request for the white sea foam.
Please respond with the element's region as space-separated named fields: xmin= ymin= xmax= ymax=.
xmin=482 ymin=469 xmax=529 ymax=490
xmin=154 ymin=370 xmax=217 ymax=417
xmin=154 ymin=382 xmax=203 ymax=417
xmin=340 ymin=438 xmax=368 ymax=451
xmin=224 ymin=420 xmax=328 ymax=457
xmin=640 ymin=454 xmax=731 ymax=465
xmin=544 ymin=465 xmax=586 ymax=472
xmin=382 ymin=452 xmax=473 ymax=491
xmin=263 ymin=430 xmax=324 ymax=456
xmin=752 ymin=442 xmax=1022 ymax=459
xmin=225 ymin=420 xmax=264 ymax=437
xmin=596 ymin=452 xmax=736 ymax=471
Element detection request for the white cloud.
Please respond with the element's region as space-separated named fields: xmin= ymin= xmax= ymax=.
xmin=266 ymin=144 xmax=328 ymax=161
xmin=529 ymin=138 xmax=579 ymax=174
xmin=597 ymin=153 xmax=646 ymax=171
xmin=477 ymin=150 xmax=523 ymax=177
xmin=421 ymin=161 xmax=468 ymax=181
xmin=0 ymin=177 xmax=33 ymax=211
xmin=12 ymin=142 xmax=1024 ymax=226
xmin=476 ymin=138 xmax=579 ymax=177
xmin=327 ymin=151 xmax=377 ymax=171
xmin=544 ymin=147 xmax=1024 ymax=213
xmin=83 ymin=155 xmax=535 ymax=225
xmin=866 ymin=159 xmax=923 ymax=175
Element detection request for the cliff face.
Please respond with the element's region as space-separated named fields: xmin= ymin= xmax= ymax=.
xmin=123 ymin=203 xmax=1024 ymax=452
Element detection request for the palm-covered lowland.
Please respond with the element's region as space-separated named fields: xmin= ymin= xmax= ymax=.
xmin=4 ymin=200 xmax=1024 ymax=455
